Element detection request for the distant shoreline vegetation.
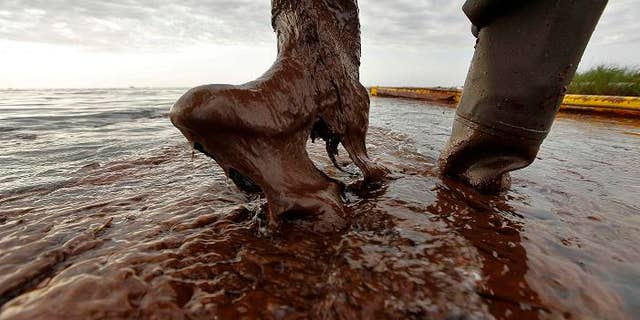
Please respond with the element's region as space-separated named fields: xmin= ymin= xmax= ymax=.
xmin=568 ymin=65 xmax=640 ymax=97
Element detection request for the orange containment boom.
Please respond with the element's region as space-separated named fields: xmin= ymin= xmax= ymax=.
xmin=370 ymin=87 xmax=462 ymax=103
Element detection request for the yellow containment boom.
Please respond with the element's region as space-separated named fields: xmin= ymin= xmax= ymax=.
xmin=561 ymin=95 xmax=640 ymax=112
xmin=370 ymin=87 xmax=640 ymax=116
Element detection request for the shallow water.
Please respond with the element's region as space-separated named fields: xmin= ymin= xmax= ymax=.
xmin=0 ymin=89 xmax=638 ymax=319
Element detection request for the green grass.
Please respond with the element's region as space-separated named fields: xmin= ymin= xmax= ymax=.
xmin=567 ymin=65 xmax=640 ymax=97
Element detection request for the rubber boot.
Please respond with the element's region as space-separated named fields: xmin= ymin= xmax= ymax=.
xmin=439 ymin=0 xmax=608 ymax=193
xmin=170 ymin=0 xmax=388 ymax=230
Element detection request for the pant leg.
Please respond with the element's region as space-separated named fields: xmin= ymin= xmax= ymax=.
xmin=439 ymin=0 xmax=608 ymax=193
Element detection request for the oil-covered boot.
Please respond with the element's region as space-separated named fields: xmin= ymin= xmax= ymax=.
xmin=170 ymin=0 xmax=387 ymax=229
xmin=439 ymin=0 xmax=607 ymax=193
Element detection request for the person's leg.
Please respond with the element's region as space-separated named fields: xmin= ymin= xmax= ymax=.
xmin=170 ymin=0 xmax=386 ymax=229
xmin=439 ymin=0 xmax=608 ymax=193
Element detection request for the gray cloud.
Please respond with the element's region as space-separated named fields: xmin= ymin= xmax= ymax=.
xmin=589 ymin=0 xmax=640 ymax=46
xmin=0 ymin=0 xmax=273 ymax=50
xmin=360 ymin=0 xmax=470 ymax=47
xmin=0 ymin=0 xmax=484 ymax=51
xmin=0 ymin=0 xmax=638 ymax=51
xmin=360 ymin=0 xmax=640 ymax=48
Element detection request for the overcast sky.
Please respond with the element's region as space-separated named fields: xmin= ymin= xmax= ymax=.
xmin=0 ymin=0 xmax=638 ymax=88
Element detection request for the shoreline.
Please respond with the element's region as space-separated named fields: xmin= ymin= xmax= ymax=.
xmin=370 ymin=86 xmax=640 ymax=117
